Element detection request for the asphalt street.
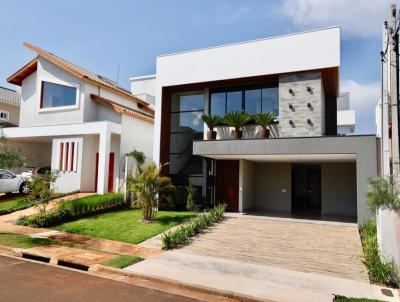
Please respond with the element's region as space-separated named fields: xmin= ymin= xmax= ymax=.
xmin=0 ymin=255 xmax=198 ymax=302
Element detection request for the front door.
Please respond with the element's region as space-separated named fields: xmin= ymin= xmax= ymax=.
xmin=292 ymin=164 xmax=321 ymax=215
xmin=94 ymin=152 xmax=115 ymax=193
xmin=215 ymin=160 xmax=239 ymax=211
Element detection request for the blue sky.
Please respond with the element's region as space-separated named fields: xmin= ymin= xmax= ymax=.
xmin=0 ymin=0 xmax=394 ymax=133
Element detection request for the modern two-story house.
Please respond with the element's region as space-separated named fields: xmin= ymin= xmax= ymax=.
xmin=2 ymin=42 xmax=154 ymax=194
xmin=132 ymin=26 xmax=377 ymax=223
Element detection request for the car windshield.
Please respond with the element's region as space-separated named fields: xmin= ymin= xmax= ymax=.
xmin=0 ymin=170 xmax=13 ymax=179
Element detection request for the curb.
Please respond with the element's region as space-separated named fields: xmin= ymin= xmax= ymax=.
xmin=91 ymin=264 xmax=273 ymax=302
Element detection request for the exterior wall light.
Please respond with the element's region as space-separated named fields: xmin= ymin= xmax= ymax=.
xmin=289 ymin=104 xmax=294 ymax=110
xmin=289 ymin=120 xmax=294 ymax=126
xmin=307 ymin=86 xmax=313 ymax=94
xmin=307 ymin=119 xmax=313 ymax=125
xmin=307 ymin=102 xmax=313 ymax=109
xmin=289 ymin=88 xmax=295 ymax=96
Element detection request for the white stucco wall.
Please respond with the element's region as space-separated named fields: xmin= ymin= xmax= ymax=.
xmin=80 ymin=134 xmax=98 ymax=192
xmin=19 ymin=57 xmax=85 ymax=127
xmin=51 ymin=136 xmax=83 ymax=193
xmin=377 ymin=209 xmax=400 ymax=270
xmin=130 ymin=75 xmax=156 ymax=105
xmin=120 ymin=114 xmax=153 ymax=160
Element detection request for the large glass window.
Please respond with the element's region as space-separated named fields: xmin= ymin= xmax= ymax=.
xmin=210 ymin=92 xmax=225 ymax=116
xmin=245 ymin=89 xmax=261 ymax=114
xmin=169 ymin=91 xmax=204 ymax=174
xmin=262 ymin=87 xmax=279 ymax=116
xmin=226 ymin=91 xmax=242 ymax=113
xmin=210 ymin=84 xmax=279 ymax=116
xmin=41 ymin=81 xmax=77 ymax=108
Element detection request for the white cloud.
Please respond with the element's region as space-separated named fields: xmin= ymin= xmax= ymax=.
xmin=279 ymin=0 xmax=393 ymax=38
xmin=341 ymin=80 xmax=380 ymax=134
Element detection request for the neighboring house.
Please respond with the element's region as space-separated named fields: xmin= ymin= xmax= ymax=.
xmin=337 ymin=92 xmax=355 ymax=135
xmin=130 ymin=75 xmax=156 ymax=105
xmin=134 ymin=26 xmax=377 ymax=223
xmin=0 ymin=86 xmax=20 ymax=127
xmin=2 ymin=42 xmax=154 ymax=194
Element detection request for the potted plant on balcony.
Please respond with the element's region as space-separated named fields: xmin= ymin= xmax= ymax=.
xmin=201 ymin=114 xmax=222 ymax=140
xmin=223 ymin=111 xmax=251 ymax=139
xmin=253 ymin=112 xmax=275 ymax=138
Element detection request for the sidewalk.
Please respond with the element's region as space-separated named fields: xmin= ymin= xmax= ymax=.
xmin=125 ymin=250 xmax=400 ymax=302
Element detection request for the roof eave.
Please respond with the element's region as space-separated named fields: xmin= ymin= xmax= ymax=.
xmin=7 ymin=58 xmax=38 ymax=86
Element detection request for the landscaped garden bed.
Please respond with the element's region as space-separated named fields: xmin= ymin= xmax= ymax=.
xmin=161 ymin=204 xmax=226 ymax=250
xmin=16 ymin=193 xmax=126 ymax=227
xmin=52 ymin=209 xmax=195 ymax=244
xmin=359 ymin=219 xmax=399 ymax=287
xmin=0 ymin=195 xmax=32 ymax=215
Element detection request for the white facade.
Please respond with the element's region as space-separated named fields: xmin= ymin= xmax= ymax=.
xmin=337 ymin=92 xmax=355 ymax=135
xmin=153 ymin=26 xmax=341 ymax=164
xmin=4 ymin=52 xmax=154 ymax=195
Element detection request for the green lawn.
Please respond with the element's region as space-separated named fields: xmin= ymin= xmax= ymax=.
xmin=0 ymin=194 xmax=30 ymax=214
xmin=103 ymin=255 xmax=143 ymax=268
xmin=0 ymin=233 xmax=55 ymax=248
xmin=334 ymin=296 xmax=384 ymax=302
xmin=52 ymin=209 xmax=196 ymax=244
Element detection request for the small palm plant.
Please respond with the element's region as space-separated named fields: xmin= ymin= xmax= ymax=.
xmin=253 ymin=112 xmax=275 ymax=138
xmin=129 ymin=162 xmax=175 ymax=222
xmin=201 ymin=114 xmax=222 ymax=140
xmin=223 ymin=111 xmax=251 ymax=139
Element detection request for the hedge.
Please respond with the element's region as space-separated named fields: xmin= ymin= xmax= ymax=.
xmin=161 ymin=204 xmax=226 ymax=250
xmin=16 ymin=193 xmax=125 ymax=228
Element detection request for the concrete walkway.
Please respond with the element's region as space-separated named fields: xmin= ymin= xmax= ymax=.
xmin=125 ymin=251 xmax=399 ymax=302
xmin=0 ymin=192 xmax=94 ymax=223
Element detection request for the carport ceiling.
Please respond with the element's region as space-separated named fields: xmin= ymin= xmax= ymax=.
xmin=8 ymin=137 xmax=52 ymax=143
xmin=205 ymin=153 xmax=356 ymax=162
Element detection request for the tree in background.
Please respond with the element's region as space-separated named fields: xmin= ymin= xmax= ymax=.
xmin=0 ymin=137 xmax=25 ymax=169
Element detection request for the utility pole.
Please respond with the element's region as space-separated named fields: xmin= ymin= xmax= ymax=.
xmin=377 ymin=3 xmax=400 ymax=272
xmin=381 ymin=20 xmax=390 ymax=177
xmin=390 ymin=4 xmax=400 ymax=183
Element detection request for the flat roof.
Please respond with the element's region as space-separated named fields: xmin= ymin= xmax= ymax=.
xmin=158 ymin=26 xmax=341 ymax=58
xmin=129 ymin=74 xmax=156 ymax=81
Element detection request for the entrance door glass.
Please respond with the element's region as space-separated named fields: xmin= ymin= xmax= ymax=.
xmin=292 ymin=164 xmax=321 ymax=215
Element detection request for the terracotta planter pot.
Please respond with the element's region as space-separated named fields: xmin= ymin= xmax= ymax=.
xmin=232 ymin=129 xmax=242 ymax=139
xmin=258 ymin=127 xmax=270 ymax=139
xmin=207 ymin=130 xmax=217 ymax=140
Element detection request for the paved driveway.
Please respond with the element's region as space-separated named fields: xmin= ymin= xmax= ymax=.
xmin=181 ymin=215 xmax=368 ymax=282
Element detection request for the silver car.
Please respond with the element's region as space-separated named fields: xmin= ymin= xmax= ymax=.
xmin=0 ymin=169 xmax=30 ymax=194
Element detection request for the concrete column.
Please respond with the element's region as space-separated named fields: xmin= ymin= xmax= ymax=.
xmin=97 ymin=128 xmax=111 ymax=194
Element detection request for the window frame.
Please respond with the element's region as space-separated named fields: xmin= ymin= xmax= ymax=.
xmin=209 ymin=83 xmax=279 ymax=117
xmin=0 ymin=110 xmax=9 ymax=121
xmin=38 ymin=78 xmax=80 ymax=112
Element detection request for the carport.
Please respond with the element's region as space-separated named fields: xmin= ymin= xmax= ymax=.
xmin=193 ymin=135 xmax=378 ymax=223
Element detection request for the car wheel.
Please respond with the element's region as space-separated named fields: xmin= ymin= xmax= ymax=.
xmin=19 ymin=183 xmax=29 ymax=195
